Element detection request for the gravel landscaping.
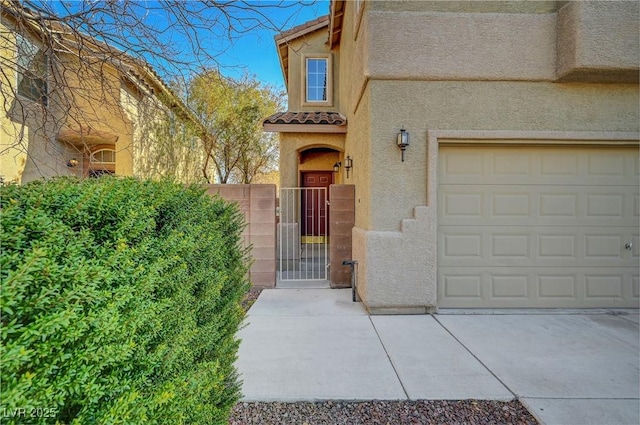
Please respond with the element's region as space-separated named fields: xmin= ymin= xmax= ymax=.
xmin=229 ymin=400 xmax=539 ymax=424
xmin=241 ymin=288 xmax=263 ymax=312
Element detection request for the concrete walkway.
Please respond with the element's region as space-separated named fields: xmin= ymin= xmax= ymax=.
xmin=235 ymin=288 xmax=640 ymax=425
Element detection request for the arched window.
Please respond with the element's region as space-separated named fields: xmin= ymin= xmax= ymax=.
xmin=90 ymin=149 xmax=116 ymax=164
xmin=87 ymin=147 xmax=116 ymax=178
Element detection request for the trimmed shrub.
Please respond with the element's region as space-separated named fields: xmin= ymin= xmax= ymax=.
xmin=0 ymin=177 xmax=250 ymax=424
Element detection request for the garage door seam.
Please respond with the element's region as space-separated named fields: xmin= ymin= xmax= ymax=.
xmin=432 ymin=315 xmax=517 ymax=399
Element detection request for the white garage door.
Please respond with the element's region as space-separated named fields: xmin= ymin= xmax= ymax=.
xmin=438 ymin=145 xmax=639 ymax=308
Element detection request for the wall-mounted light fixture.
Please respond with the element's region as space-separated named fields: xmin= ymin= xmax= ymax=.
xmin=333 ymin=161 xmax=341 ymax=173
xmin=344 ymin=155 xmax=353 ymax=178
xmin=396 ymin=129 xmax=410 ymax=162
xmin=66 ymin=158 xmax=79 ymax=168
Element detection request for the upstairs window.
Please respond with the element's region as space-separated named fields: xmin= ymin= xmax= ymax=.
xmin=16 ymin=34 xmax=48 ymax=104
xmin=303 ymin=54 xmax=332 ymax=106
xmin=306 ymin=58 xmax=327 ymax=102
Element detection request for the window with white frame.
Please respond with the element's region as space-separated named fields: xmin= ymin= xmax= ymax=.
xmin=16 ymin=34 xmax=48 ymax=104
xmin=304 ymin=54 xmax=332 ymax=105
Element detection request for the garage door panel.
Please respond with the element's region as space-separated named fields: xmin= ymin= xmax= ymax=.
xmin=441 ymin=191 xmax=484 ymax=218
xmin=439 ymin=226 xmax=636 ymax=268
xmin=439 ymin=267 xmax=639 ymax=308
xmin=440 ymin=185 xmax=636 ymax=227
xmin=540 ymin=152 xmax=579 ymax=177
xmin=439 ymin=147 xmax=638 ymax=186
xmin=491 ymin=234 xmax=530 ymax=258
xmin=585 ymin=275 xmax=623 ymax=298
xmin=442 ymin=233 xmax=483 ymax=259
xmin=586 ymin=193 xmax=625 ymax=218
xmin=538 ymin=192 xmax=577 ymax=218
xmin=490 ymin=275 xmax=530 ymax=299
xmin=438 ymin=145 xmax=639 ymax=308
xmin=538 ymin=234 xmax=575 ymax=259
xmin=537 ymin=274 xmax=577 ymax=299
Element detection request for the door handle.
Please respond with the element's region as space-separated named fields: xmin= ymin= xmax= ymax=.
xmin=625 ymin=242 xmax=633 ymax=250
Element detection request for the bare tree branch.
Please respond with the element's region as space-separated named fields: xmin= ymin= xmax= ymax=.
xmin=1 ymin=0 xmax=314 ymax=183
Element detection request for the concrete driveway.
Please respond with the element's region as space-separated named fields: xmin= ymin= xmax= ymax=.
xmin=235 ymin=288 xmax=640 ymax=425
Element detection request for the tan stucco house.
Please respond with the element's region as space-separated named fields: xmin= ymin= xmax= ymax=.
xmin=1 ymin=1 xmax=202 ymax=184
xmin=265 ymin=1 xmax=640 ymax=313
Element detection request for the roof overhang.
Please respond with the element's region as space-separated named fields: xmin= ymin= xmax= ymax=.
xmin=263 ymin=111 xmax=347 ymax=134
xmin=264 ymin=123 xmax=347 ymax=134
xmin=329 ymin=0 xmax=345 ymax=49
xmin=274 ymin=15 xmax=330 ymax=88
xmin=57 ymin=126 xmax=120 ymax=146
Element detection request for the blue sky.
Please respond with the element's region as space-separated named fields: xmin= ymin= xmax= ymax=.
xmin=207 ymin=1 xmax=330 ymax=90
xmin=47 ymin=0 xmax=329 ymax=90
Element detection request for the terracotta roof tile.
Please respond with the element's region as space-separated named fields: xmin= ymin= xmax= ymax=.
xmin=264 ymin=111 xmax=347 ymax=126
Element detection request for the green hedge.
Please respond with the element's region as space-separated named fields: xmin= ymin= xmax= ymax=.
xmin=0 ymin=178 xmax=250 ymax=424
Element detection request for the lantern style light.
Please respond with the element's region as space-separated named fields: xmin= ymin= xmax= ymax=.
xmin=344 ymin=155 xmax=353 ymax=178
xmin=396 ymin=129 xmax=409 ymax=162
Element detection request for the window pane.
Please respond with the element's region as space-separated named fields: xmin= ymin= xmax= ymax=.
xmin=16 ymin=34 xmax=47 ymax=103
xmin=308 ymin=73 xmax=318 ymax=87
xmin=306 ymin=58 xmax=328 ymax=102
xmin=307 ymin=58 xmax=317 ymax=73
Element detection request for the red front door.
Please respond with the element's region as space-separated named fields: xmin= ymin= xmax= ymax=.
xmin=301 ymin=171 xmax=332 ymax=238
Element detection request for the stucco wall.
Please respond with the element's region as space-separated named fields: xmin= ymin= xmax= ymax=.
xmin=368 ymin=80 xmax=639 ymax=231
xmin=353 ymin=80 xmax=638 ymax=312
xmin=557 ymin=1 xmax=639 ymax=83
xmin=370 ymin=1 xmax=563 ymax=14
xmin=286 ymin=28 xmax=341 ymax=112
xmin=0 ymin=22 xmax=25 ymax=183
xmin=367 ymin=10 xmax=556 ymax=82
xmin=338 ymin=0 xmax=640 ymax=312
xmin=365 ymin=2 xmax=638 ymax=84
xmin=279 ymin=132 xmax=345 ymax=188
xmin=0 ymin=20 xmax=71 ymax=183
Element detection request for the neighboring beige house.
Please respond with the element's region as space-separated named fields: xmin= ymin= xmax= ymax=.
xmin=265 ymin=1 xmax=640 ymax=313
xmin=0 ymin=1 xmax=203 ymax=184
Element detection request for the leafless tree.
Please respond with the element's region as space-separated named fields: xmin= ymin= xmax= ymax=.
xmin=0 ymin=0 xmax=313 ymax=183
